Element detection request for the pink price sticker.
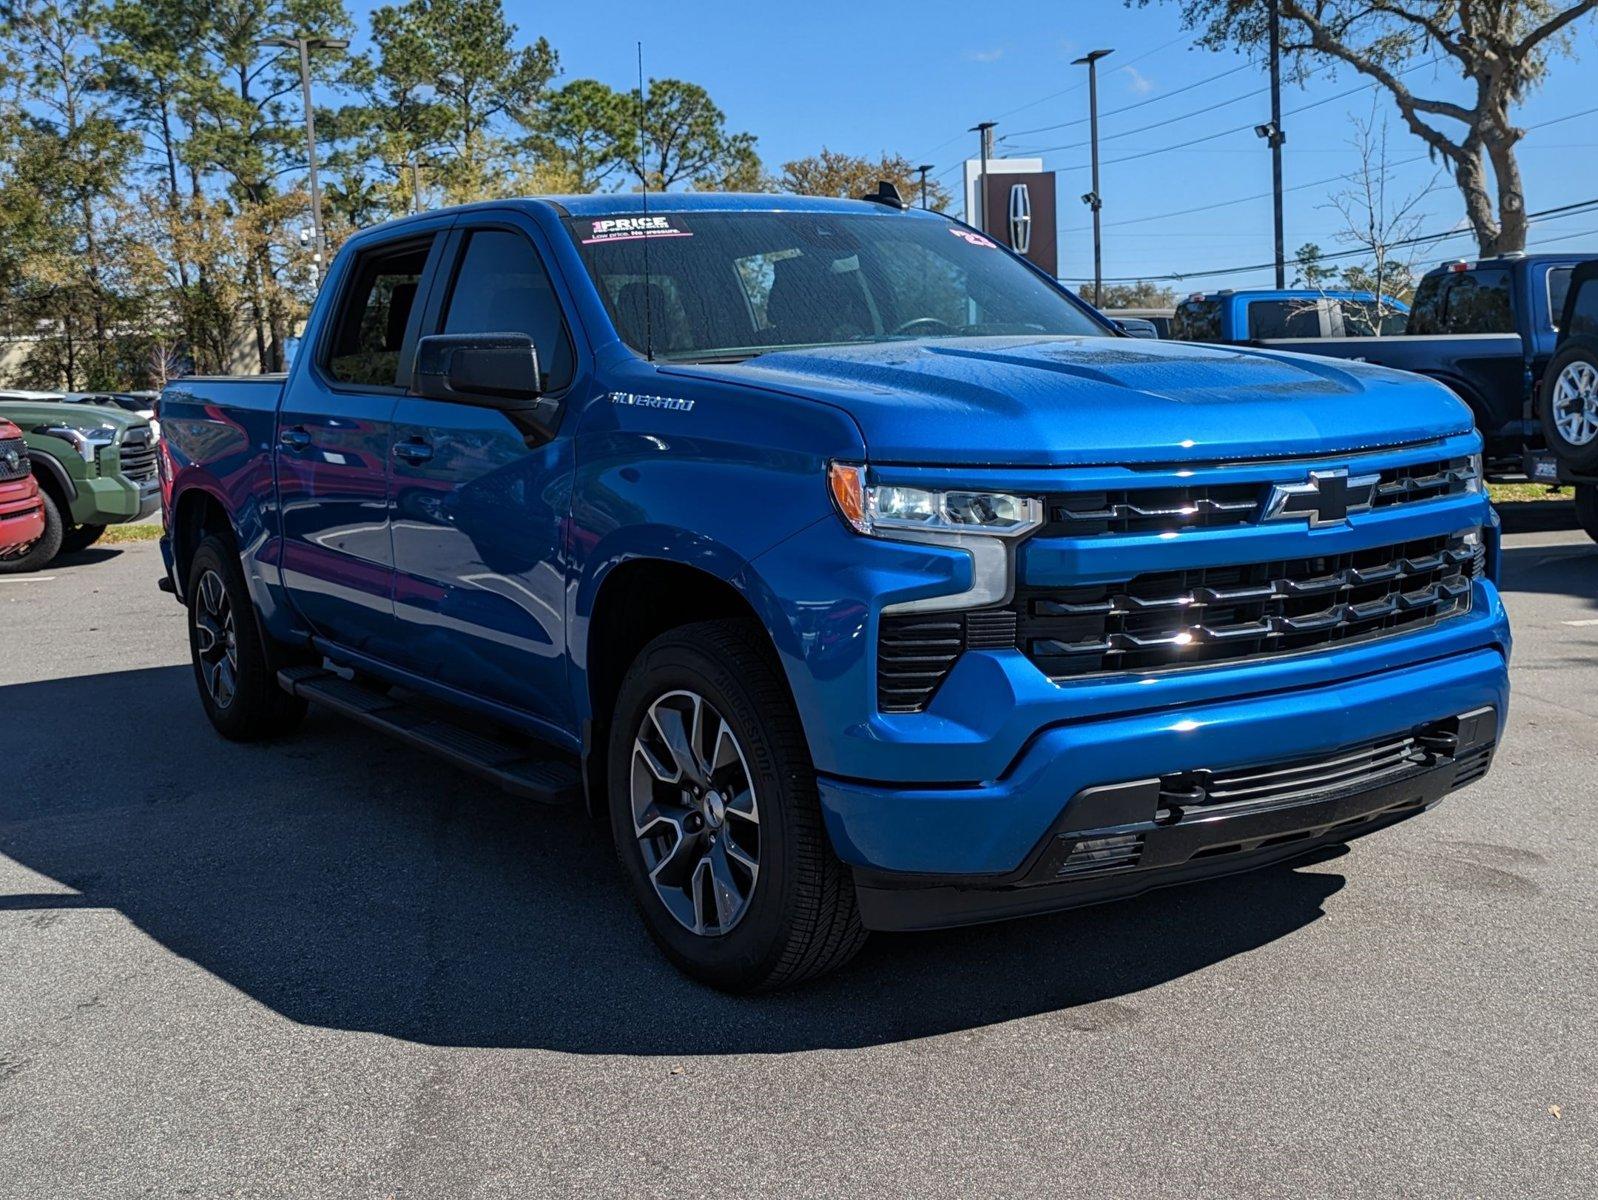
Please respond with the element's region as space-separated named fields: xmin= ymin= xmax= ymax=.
xmin=949 ymin=228 xmax=997 ymax=249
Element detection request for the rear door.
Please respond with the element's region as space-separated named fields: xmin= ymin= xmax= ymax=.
xmin=386 ymin=219 xmax=583 ymax=730
xmin=276 ymin=230 xmax=447 ymax=656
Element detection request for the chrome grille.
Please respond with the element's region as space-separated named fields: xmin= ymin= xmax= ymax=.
xmin=0 ymin=436 xmax=26 ymax=482
xmin=1042 ymin=455 xmax=1475 ymax=537
xmin=1019 ymin=533 xmax=1475 ymax=678
xmin=118 ymin=428 xmax=157 ymax=483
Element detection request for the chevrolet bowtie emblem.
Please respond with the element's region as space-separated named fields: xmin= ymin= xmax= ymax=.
xmin=1264 ymin=468 xmax=1381 ymax=527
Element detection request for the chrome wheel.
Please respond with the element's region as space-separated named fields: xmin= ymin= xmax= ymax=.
xmin=193 ymin=568 xmax=239 ymax=708
xmin=629 ymin=689 xmax=760 ymax=936
xmin=1552 ymin=360 xmax=1598 ymax=447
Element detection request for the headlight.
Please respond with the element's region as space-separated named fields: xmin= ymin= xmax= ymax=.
xmin=828 ymin=462 xmax=1042 ymax=613
xmin=1465 ymin=451 xmax=1483 ymax=493
xmin=36 ymin=422 xmax=118 ymax=463
xmin=828 ymin=463 xmax=1042 ymax=538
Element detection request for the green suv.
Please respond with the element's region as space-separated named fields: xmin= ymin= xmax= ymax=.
xmin=0 ymin=392 xmax=160 ymax=572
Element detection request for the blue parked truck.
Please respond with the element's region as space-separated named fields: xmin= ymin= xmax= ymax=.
xmin=1176 ymin=257 xmax=1597 ymax=472
xmin=159 ymin=193 xmax=1510 ymax=990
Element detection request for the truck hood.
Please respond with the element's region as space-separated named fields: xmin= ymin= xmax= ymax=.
xmin=0 ymin=398 xmax=149 ymax=434
xmin=671 ymin=336 xmax=1472 ymax=466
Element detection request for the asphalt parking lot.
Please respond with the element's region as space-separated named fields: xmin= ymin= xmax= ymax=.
xmin=2 ymin=510 xmax=1594 ymax=1198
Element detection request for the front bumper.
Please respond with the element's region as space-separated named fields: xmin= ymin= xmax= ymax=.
xmin=0 ymin=475 xmax=45 ymax=551
xmin=70 ymin=473 xmax=160 ymax=525
xmin=819 ymin=643 xmax=1508 ymax=884
xmin=853 ymin=725 xmax=1490 ymax=932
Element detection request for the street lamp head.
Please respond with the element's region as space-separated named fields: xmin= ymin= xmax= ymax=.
xmin=968 ymin=121 xmax=997 ymax=134
xmin=916 ymin=164 xmax=934 ymax=175
xmin=1072 ymin=48 xmax=1114 ymax=66
xmin=313 ymin=38 xmax=351 ymax=51
xmin=257 ymin=36 xmax=294 ymax=48
xmin=1080 ymin=191 xmax=1102 ymax=210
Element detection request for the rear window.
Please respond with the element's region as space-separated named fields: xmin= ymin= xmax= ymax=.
xmin=1411 ymin=268 xmax=1514 ymax=335
xmin=1247 ymin=299 xmax=1321 ymax=339
xmin=1171 ymin=298 xmax=1222 ymax=341
xmin=1549 ymin=266 xmax=1574 ymax=329
xmin=1336 ymin=299 xmax=1408 ymax=337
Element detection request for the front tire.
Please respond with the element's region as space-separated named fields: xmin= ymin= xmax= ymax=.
xmin=186 ymin=535 xmax=307 ymax=741
xmin=58 ymin=523 xmax=106 ymax=554
xmin=0 ymin=488 xmax=63 ymax=574
xmin=607 ymin=619 xmax=867 ymax=991
xmin=1576 ymin=484 xmax=1598 ymax=546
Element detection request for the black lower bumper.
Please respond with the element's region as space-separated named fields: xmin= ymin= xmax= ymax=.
xmin=855 ymin=713 xmax=1497 ymax=934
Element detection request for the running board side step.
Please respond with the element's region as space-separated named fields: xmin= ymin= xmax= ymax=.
xmin=278 ymin=666 xmax=580 ymax=805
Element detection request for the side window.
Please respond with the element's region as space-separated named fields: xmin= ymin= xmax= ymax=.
xmin=1247 ymin=299 xmax=1321 ymax=339
xmin=441 ymin=229 xmax=575 ymax=392
xmin=1171 ymin=299 xmax=1221 ymax=341
xmin=1440 ymin=269 xmax=1513 ymax=334
xmin=325 ymin=240 xmax=431 ymax=387
xmin=1548 ymin=267 xmax=1573 ymax=330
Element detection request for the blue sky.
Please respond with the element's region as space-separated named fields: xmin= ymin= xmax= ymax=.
xmin=352 ymin=0 xmax=1598 ymax=288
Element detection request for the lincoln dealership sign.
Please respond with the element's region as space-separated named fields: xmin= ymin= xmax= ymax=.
xmin=963 ymin=157 xmax=1057 ymax=275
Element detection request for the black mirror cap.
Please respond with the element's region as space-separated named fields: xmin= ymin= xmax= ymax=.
xmin=412 ymin=333 xmax=543 ymax=406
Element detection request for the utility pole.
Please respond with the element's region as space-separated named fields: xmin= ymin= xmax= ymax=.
xmin=916 ymin=163 xmax=935 ymax=210
xmin=969 ymin=121 xmax=997 ymax=232
xmin=1073 ymin=48 xmax=1112 ymax=306
xmin=1268 ymin=0 xmax=1285 ymax=287
xmin=259 ymin=33 xmax=350 ymax=287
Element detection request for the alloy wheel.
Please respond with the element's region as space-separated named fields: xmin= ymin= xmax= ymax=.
xmin=1553 ymin=360 xmax=1598 ymax=447
xmin=629 ymin=689 xmax=761 ymax=936
xmin=193 ymin=569 xmax=239 ymax=708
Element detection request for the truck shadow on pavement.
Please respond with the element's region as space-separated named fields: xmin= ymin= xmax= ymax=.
xmin=1 ymin=665 xmax=1353 ymax=1055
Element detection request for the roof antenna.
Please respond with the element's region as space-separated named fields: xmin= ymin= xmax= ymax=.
xmin=636 ymin=41 xmax=654 ymax=363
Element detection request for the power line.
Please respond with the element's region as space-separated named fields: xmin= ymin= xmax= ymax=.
xmin=1001 ymin=61 xmax=1255 ymax=140
xmin=1022 ymin=56 xmax=1443 ymax=164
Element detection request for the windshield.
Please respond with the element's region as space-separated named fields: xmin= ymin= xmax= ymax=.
xmin=563 ymin=210 xmax=1106 ymax=361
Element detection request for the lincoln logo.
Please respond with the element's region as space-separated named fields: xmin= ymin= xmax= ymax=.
xmin=1008 ymin=183 xmax=1032 ymax=255
xmin=1265 ymin=468 xmax=1381 ymax=527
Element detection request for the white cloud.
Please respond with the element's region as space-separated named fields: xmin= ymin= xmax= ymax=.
xmin=1122 ymin=65 xmax=1155 ymax=94
xmin=966 ymin=47 xmax=1005 ymax=63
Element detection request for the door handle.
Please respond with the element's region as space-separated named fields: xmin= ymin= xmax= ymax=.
xmin=279 ymin=427 xmax=312 ymax=451
xmin=393 ymin=438 xmax=434 ymax=465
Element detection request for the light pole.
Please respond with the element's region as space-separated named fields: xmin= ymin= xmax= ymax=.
xmin=969 ymin=121 xmax=996 ymax=232
xmin=1260 ymin=0 xmax=1287 ymax=287
xmin=916 ymin=163 xmax=935 ymax=210
xmin=1072 ymin=48 xmax=1112 ymax=307
xmin=259 ymin=33 xmax=350 ymax=286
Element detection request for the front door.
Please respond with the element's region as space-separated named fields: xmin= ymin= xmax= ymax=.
xmin=276 ymin=232 xmax=443 ymax=657
xmin=387 ymin=222 xmax=581 ymax=730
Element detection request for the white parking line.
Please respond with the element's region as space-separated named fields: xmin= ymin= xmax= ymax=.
xmin=1562 ymin=618 xmax=1598 ymax=626
xmin=0 ymin=576 xmax=54 ymax=583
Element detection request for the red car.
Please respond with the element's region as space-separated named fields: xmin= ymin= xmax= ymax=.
xmin=0 ymin=418 xmax=46 ymax=563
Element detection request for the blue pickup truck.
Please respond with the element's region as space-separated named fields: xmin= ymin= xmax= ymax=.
xmin=1176 ymin=257 xmax=1596 ymax=471
xmin=1171 ymin=288 xmax=1410 ymax=343
xmin=158 ymin=193 xmax=1510 ymax=990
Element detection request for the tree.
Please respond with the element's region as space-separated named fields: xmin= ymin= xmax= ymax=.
xmin=1093 ymin=280 xmax=1180 ymax=308
xmin=1141 ymin=0 xmax=1598 ymax=255
xmin=1292 ymin=242 xmax=1337 ymax=288
xmin=529 ymin=78 xmax=631 ymax=193
xmin=1320 ymin=103 xmax=1438 ymax=323
xmin=623 ymin=77 xmax=760 ymax=190
xmin=361 ymin=0 xmax=555 ymax=204
xmin=779 ymin=147 xmax=951 ymax=209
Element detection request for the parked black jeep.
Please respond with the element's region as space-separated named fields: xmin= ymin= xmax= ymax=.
xmin=1542 ymin=261 xmax=1598 ymax=543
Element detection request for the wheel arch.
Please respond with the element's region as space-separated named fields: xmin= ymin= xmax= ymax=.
xmin=170 ymin=484 xmax=238 ymax=602
xmin=578 ymin=553 xmax=790 ymax=818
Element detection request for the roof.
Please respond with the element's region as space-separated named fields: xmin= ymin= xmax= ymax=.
xmin=1190 ymin=289 xmax=1387 ymax=302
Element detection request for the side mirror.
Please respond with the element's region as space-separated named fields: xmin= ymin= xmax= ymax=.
xmin=1113 ymin=318 xmax=1160 ymax=339
xmin=411 ymin=332 xmax=542 ymax=407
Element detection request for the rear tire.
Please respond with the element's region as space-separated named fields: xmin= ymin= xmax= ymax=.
xmin=607 ymin=618 xmax=867 ymax=992
xmin=186 ymin=535 xmax=307 ymax=741
xmin=1576 ymin=484 xmax=1598 ymax=546
xmin=0 ymin=488 xmax=63 ymax=574
xmin=1540 ymin=344 xmax=1598 ymax=473
xmin=58 ymin=523 xmax=106 ymax=554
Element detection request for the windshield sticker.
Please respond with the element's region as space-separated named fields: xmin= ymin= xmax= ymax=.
xmin=583 ymin=216 xmax=693 ymax=245
xmin=948 ymin=227 xmax=997 ymax=249
xmin=609 ymin=391 xmax=695 ymax=413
